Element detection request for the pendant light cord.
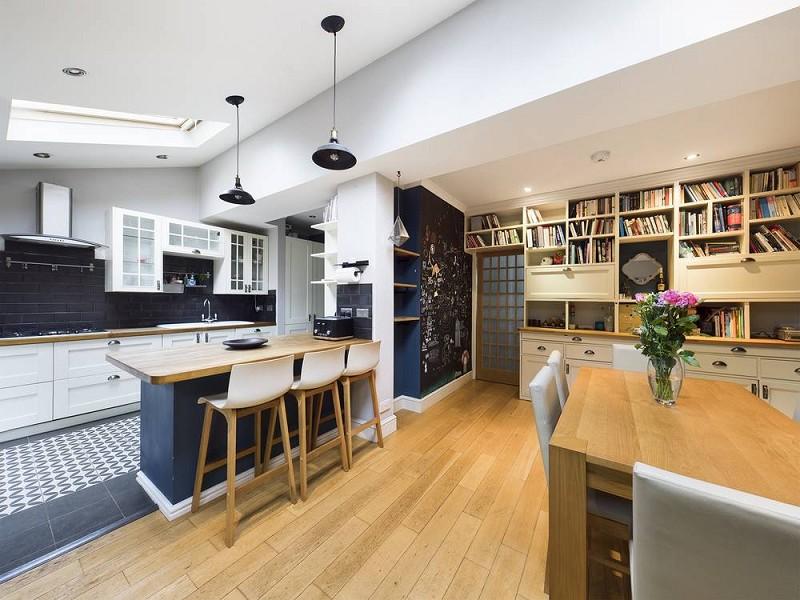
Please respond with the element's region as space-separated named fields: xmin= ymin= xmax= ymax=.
xmin=332 ymin=32 xmax=337 ymax=131
xmin=235 ymin=105 xmax=240 ymax=179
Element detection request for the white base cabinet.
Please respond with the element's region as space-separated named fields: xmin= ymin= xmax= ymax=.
xmin=54 ymin=335 xmax=162 ymax=379
xmin=0 ymin=383 xmax=53 ymax=432
xmin=53 ymin=372 xmax=139 ymax=419
xmin=162 ymin=328 xmax=237 ymax=348
xmin=0 ymin=344 xmax=53 ymax=389
xmin=760 ymin=378 xmax=800 ymax=418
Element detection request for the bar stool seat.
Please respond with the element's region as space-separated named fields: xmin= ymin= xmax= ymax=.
xmin=339 ymin=340 xmax=384 ymax=467
xmin=290 ymin=346 xmax=349 ymax=500
xmin=191 ymin=355 xmax=297 ymax=547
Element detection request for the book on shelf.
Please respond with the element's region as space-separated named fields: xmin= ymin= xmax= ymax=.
xmin=593 ymin=238 xmax=613 ymax=263
xmin=466 ymin=233 xmax=487 ymax=248
xmin=619 ymin=214 xmax=671 ymax=237
xmin=680 ymin=209 xmax=707 ymax=236
xmin=619 ymin=187 xmax=672 ymax=212
xmin=750 ymin=193 xmax=800 ymax=220
xmin=750 ymin=164 xmax=800 ymax=193
xmin=712 ymin=203 xmax=742 ymax=233
xmin=682 ymin=177 xmax=742 ymax=202
xmin=527 ymin=224 xmax=565 ymax=248
xmin=492 ymin=228 xmax=521 ymax=246
xmin=569 ymin=240 xmax=589 ymax=264
xmin=471 ymin=213 xmax=502 ymax=230
xmin=568 ymin=218 xmax=613 ymax=237
xmin=679 ymin=240 xmax=740 ymax=257
xmin=699 ymin=306 xmax=744 ymax=338
xmin=569 ymin=197 xmax=613 ymax=218
xmin=323 ymin=195 xmax=338 ymax=222
xmin=526 ymin=207 xmax=554 ymax=224
xmin=749 ymin=224 xmax=800 ymax=253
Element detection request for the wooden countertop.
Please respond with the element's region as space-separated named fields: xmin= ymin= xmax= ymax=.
xmin=518 ymin=326 xmax=800 ymax=349
xmin=554 ymin=368 xmax=800 ymax=505
xmin=0 ymin=321 xmax=277 ymax=347
xmin=107 ymin=334 xmax=369 ymax=384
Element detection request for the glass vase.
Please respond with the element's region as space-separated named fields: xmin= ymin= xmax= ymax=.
xmin=647 ymin=357 xmax=684 ymax=406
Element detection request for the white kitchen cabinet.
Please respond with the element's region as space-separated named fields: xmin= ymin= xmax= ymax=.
xmin=53 ymin=372 xmax=139 ymax=419
xmin=285 ymin=237 xmax=325 ymax=333
xmin=162 ymin=217 xmax=224 ymax=258
xmin=760 ymin=378 xmax=800 ymax=418
xmin=214 ymin=230 xmax=269 ymax=295
xmin=106 ymin=207 xmax=163 ymax=293
xmin=565 ymin=358 xmax=612 ymax=389
xmin=525 ymin=264 xmax=615 ymax=301
xmin=235 ymin=326 xmax=277 ymax=339
xmin=0 ymin=343 xmax=53 ymax=389
xmin=162 ymin=328 xmax=236 ymax=348
xmin=54 ymin=335 xmax=162 ymax=379
xmin=519 ymin=355 xmax=548 ymax=400
xmin=0 ymin=383 xmax=53 ymax=433
xmin=686 ymin=371 xmax=759 ymax=396
xmin=677 ymin=253 xmax=800 ymax=300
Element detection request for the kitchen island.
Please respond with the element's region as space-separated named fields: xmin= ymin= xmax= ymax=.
xmin=107 ymin=334 xmax=368 ymax=518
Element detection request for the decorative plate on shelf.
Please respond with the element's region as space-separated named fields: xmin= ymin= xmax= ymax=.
xmin=621 ymin=252 xmax=662 ymax=285
xmin=222 ymin=338 xmax=268 ymax=350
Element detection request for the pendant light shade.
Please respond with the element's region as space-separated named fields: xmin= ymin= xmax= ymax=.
xmin=220 ymin=95 xmax=255 ymax=205
xmin=390 ymin=171 xmax=410 ymax=247
xmin=313 ymin=15 xmax=356 ymax=171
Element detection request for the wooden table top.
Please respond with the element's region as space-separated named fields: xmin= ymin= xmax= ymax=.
xmin=107 ymin=334 xmax=369 ymax=385
xmin=552 ymin=368 xmax=800 ymax=506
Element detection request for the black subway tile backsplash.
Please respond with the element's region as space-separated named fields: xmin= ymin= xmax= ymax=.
xmin=336 ymin=283 xmax=372 ymax=339
xmin=0 ymin=242 xmax=275 ymax=336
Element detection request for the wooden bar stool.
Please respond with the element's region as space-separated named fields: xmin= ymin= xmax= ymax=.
xmin=339 ymin=340 xmax=384 ymax=467
xmin=191 ymin=355 xmax=297 ymax=547
xmin=291 ymin=346 xmax=349 ymax=500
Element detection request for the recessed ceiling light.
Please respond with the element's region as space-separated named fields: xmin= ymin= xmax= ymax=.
xmin=62 ymin=67 xmax=87 ymax=77
xmin=590 ymin=150 xmax=611 ymax=163
xmin=683 ymin=153 xmax=701 ymax=161
xmin=156 ymin=154 xmax=168 ymax=160
xmin=523 ymin=186 xmax=532 ymax=194
xmin=33 ymin=152 xmax=51 ymax=159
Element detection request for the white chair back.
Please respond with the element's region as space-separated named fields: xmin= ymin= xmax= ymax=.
xmin=612 ymin=343 xmax=648 ymax=373
xmin=529 ymin=365 xmax=562 ymax=482
xmin=632 ymin=462 xmax=800 ymax=600
xmin=343 ymin=340 xmax=381 ymax=377
xmin=546 ymin=350 xmax=569 ymax=408
xmin=221 ymin=355 xmax=295 ymax=409
xmin=793 ymin=401 xmax=800 ymax=423
xmin=295 ymin=346 xmax=346 ymax=390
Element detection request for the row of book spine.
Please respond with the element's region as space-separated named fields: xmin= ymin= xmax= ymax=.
xmin=712 ymin=204 xmax=742 ymax=233
xmin=619 ymin=214 xmax=671 ymax=237
xmin=465 ymin=233 xmax=487 ymax=248
xmin=750 ymin=193 xmax=800 ymax=220
xmin=569 ymin=197 xmax=613 ymax=218
xmin=619 ymin=187 xmax=672 ymax=212
xmin=568 ymin=218 xmax=614 ymax=237
xmin=682 ymin=178 xmax=742 ymax=202
xmin=527 ymin=225 xmax=565 ymax=248
xmin=680 ymin=210 xmax=707 ymax=236
xmin=750 ymin=224 xmax=800 ymax=253
xmin=493 ymin=229 xmax=521 ymax=245
xmin=750 ymin=164 xmax=799 ymax=193
xmin=700 ymin=306 xmax=744 ymax=338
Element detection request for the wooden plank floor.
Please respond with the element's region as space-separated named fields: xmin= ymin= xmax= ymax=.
xmin=1 ymin=381 xmax=553 ymax=600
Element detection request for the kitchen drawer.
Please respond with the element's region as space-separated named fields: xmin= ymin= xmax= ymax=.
xmin=566 ymin=343 xmax=612 ymax=363
xmin=235 ymin=326 xmax=277 ymax=339
xmin=686 ymin=352 xmax=757 ymax=378
xmin=759 ymin=358 xmax=800 ymax=382
xmin=0 ymin=383 xmax=53 ymax=433
xmin=53 ymin=371 xmax=139 ymax=418
xmin=205 ymin=329 xmax=236 ymax=344
xmin=520 ymin=340 xmax=564 ymax=359
xmin=0 ymin=343 xmax=53 ymax=389
xmin=520 ymin=355 xmax=548 ymax=400
xmin=526 ymin=264 xmax=615 ymax=301
xmin=163 ymin=331 xmax=203 ymax=348
xmin=54 ymin=335 xmax=162 ymax=379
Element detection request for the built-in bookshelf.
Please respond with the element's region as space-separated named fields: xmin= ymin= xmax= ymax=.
xmin=465 ymin=155 xmax=800 ymax=344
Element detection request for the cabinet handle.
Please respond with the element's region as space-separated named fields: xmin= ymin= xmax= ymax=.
xmin=565 ymin=363 xmax=570 ymax=374
xmin=751 ymin=383 xmax=757 ymax=395
xmin=571 ymin=336 xmax=582 ymax=342
xmin=205 ymin=332 xmax=209 ymax=343
xmin=711 ymin=360 xmax=727 ymax=368
xmin=537 ymin=345 xmax=546 ymax=351
xmin=196 ymin=332 xmax=201 ymax=344
xmin=562 ymin=267 xmax=572 ymax=272
xmin=584 ymin=349 xmax=595 ymax=356
xmin=107 ymin=374 xmax=120 ymax=381
xmin=762 ymin=384 xmax=769 ymax=400
xmin=192 ymin=249 xmax=201 ymax=254
xmin=740 ymin=257 xmax=756 ymax=263
xmin=794 ymin=367 xmax=800 ymax=375
xmin=107 ymin=340 xmax=121 ymax=346
xmin=255 ymin=328 xmax=262 ymax=333
xmin=730 ymin=346 xmax=746 ymax=353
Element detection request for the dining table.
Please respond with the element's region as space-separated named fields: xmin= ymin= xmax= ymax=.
xmin=548 ymin=367 xmax=800 ymax=600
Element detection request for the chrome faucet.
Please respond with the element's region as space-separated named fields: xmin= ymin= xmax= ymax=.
xmin=202 ymin=298 xmax=217 ymax=323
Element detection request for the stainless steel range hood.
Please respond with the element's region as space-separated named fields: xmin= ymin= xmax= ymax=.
xmin=2 ymin=182 xmax=105 ymax=248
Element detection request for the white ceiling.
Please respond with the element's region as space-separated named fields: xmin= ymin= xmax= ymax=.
xmin=0 ymin=0 xmax=474 ymax=170
xmin=431 ymin=81 xmax=800 ymax=209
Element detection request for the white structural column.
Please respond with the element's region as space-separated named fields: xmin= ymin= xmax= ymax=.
xmin=336 ymin=173 xmax=397 ymax=438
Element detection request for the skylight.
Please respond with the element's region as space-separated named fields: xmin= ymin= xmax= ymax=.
xmin=7 ymin=99 xmax=227 ymax=148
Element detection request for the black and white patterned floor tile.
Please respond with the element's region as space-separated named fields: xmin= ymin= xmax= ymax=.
xmin=0 ymin=416 xmax=140 ymax=518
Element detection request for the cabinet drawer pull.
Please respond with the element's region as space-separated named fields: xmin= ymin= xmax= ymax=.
xmin=740 ymin=257 xmax=756 ymax=263
xmin=730 ymin=346 xmax=746 ymax=353
xmin=750 ymin=383 xmax=757 ymax=395
xmin=107 ymin=340 xmax=121 ymax=346
xmin=571 ymin=336 xmax=582 ymax=342
xmin=794 ymin=368 xmax=800 ymax=375
xmin=255 ymin=328 xmax=262 ymax=333
xmin=537 ymin=345 xmax=546 ymax=351
xmin=711 ymin=360 xmax=727 ymax=368
xmin=192 ymin=249 xmax=201 ymax=254
xmin=584 ymin=349 xmax=595 ymax=356
xmin=762 ymin=384 xmax=769 ymax=400
xmin=107 ymin=374 xmax=121 ymax=381
xmin=205 ymin=332 xmax=209 ymax=343
xmin=196 ymin=332 xmax=201 ymax=343
xmin=562 ymin=267 xmax=572 ymax=272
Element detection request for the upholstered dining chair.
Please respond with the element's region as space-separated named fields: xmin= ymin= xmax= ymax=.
xmin=546 ymin=349 xmax=569 ymax=408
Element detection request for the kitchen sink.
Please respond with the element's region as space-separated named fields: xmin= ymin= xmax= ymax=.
xmin=156 ymin=320 xmax=254 ymax=329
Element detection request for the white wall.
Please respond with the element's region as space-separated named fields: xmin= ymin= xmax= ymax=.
xmin=337 ymin=173 xmax=396 ymax=431
xmin=0 ymin=167 xmax=199 ymax=247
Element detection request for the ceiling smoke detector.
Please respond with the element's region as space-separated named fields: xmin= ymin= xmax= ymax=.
xmin=590 ymin=150 xmax=611 ymax=163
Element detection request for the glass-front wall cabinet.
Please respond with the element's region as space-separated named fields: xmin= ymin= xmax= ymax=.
xmin=229 ymin=232 xmax=246 ymax=292
xmin=214 ymin=231 xmax=268 ymax=295
xmin=251 ymin=236 xmax=266 ymax=292
xmin=163 ymin=219 xmax=223 ymax=258
xmin=107 ymin=208 xmax=164 ymax=292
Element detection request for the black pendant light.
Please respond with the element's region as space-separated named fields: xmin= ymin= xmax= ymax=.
xmin=312 ymin=15 xmax=356 ymax=171
xmin=219 ymin=95 xmax=255 ymax=205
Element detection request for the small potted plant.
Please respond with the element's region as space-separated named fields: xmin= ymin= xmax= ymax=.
xmin=634 ymin=290 xmax=700 ymax=406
